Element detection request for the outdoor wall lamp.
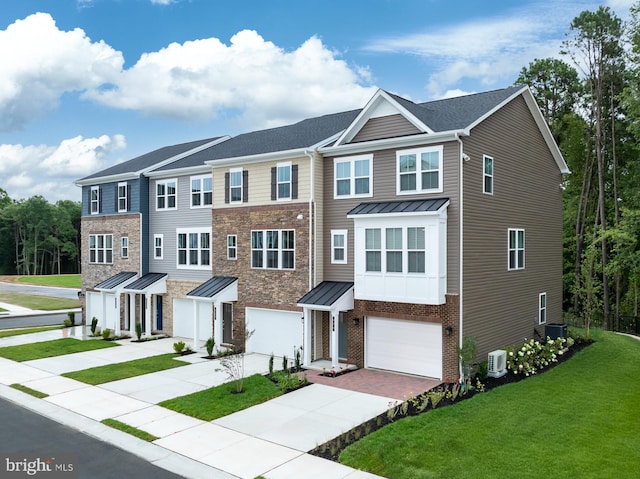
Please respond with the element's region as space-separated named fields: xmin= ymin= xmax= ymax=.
xmin=352 ymin=317 xmax=360 ymax=326
xmin=445 ymin=326 xmax=453 ymax=336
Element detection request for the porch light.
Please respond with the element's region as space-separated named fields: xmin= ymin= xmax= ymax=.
xmin=352 ymin=317 xmax=360 ymax=326
xmin=445 ymin=326 xmax=453 ymax=336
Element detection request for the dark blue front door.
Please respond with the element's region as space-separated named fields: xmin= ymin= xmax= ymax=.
xmin=156 ymin=296 xmax=163 ymax=330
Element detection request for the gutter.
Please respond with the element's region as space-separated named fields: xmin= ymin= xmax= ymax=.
xmin=304 ymin=149 xmax=315 ymax=290
xmin=456 ymin=133 xmax=465 ymax=378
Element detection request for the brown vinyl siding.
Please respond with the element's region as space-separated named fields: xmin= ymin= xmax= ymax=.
xmin=350 ymin=114 xmax=421 ymax=143
xmin=461 ymin=95 xmax=564 ymax=359
xmin=322 ymin=140 xmax=460 ymax=295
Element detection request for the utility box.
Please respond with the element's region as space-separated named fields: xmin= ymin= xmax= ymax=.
xmin=545 ymin=323 xmax=567 ymax=340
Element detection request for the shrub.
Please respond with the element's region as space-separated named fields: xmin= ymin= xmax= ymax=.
xmin=135 ymin=322 xmax=143 ymax=341
xmin=506 ymin=337 xmax=567 ymax=376
xmin=476 ymin=359 xmax=489 ymax=381
xmin=282 ymin=355 xmax=288 ymax=372
xmin=67 ymin=311 xmax=75 ymax=326
xmin=90 ymin=317 xmax=98 ymax=335
xmin=205 ymin=337 xmax=215 ymax=356
xmin=102 ymin=328 xmax=111 ymax=340
xmin=457 ymin=336 xmax=477 ymax=386
xmin=295 ymin=348 xmax=302 ymax=372
xmin=173 ymin=341 xmax=186 ymax=354
xmin=268 ymin=353 xmax=274 ymax=375
xmin=63 ymin=319 xmax=73 ymax=328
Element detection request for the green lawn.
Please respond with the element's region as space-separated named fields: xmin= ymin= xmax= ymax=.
xmin=0 ymin=338 xmax=118 ymax=362
xmin=14 ymin=275 xmax=81 ymax=288
xmin=160 ymin=373 xmax=282 ymax=421
xmin=340 ymin=331 xmax=640 ymax=479
xmin=101 ymin=419 xmax=159 ymax=442
xmin=63 ymin=353 xmax=189 ymax=385
xmin=0 ymin=292 xmax=80 ymax=310
xmin=10 ymin=383 xmax=48 ymax=399
xmin=0 ymin=325 xmax=63 ymax=339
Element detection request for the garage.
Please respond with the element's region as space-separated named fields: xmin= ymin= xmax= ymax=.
xmin=172 ymin=299 xmax=213 ymax=340
xmin=86 ymin=291 xmax=119 ymax=331
xmin=366 ymin=316 xmax=442 ymax=378
xmin=245 ymin=307 xmax=303 ymax=358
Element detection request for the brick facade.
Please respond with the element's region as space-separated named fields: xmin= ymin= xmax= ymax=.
xmin=212 ymin=203 xmax=312 ymax=348
xmin=319 ymin=295 xmax=459 ymax=380
xmin=80 ymin=214 xmax=141 ymax=323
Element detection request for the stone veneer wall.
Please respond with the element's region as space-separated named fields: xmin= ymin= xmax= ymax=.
xmin=80 ymin=214 xmax=141 ymax=323
xmin=321 ymin=295 xmax=459 ymax=380
xmin=212 ymin=203 xmax=311 ymax=348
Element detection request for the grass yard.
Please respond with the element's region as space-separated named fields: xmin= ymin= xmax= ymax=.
xmin=0 ymin=325 xmax=63 ymax=339
xmin=0 ymin=338 xmax=118 ymax=362
xmin=63 ymin=353 xmax=189 ymax=385
xmin=340 ymin=331 xmax=640 ymax=479
xmin=0 ymin=292 xmax=80 ymax=310
xmin=0 ymin=274 xmax=82 ymax=289
xmin=101 ymin=419 xmax=159 ymax=442
xmin=160 ymin=373 xmax=281 ymax=421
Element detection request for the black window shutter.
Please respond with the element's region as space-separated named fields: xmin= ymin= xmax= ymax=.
xmin=242 ymin=170 xmax=249 ymax=202
xmin=292 ymin=164 xmax=298 ymax=199
xmin=224 ymin=172 xmax=230 ymax=204
xmin=270 ymin=167 xmax=276 ymax=200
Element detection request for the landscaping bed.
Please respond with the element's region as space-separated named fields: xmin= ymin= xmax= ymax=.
xmin=311 ymin=336 xmax=593 ymax=463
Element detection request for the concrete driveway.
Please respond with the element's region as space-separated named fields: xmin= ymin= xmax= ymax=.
xmin=0 ymin=329 xmax=389 ymax=479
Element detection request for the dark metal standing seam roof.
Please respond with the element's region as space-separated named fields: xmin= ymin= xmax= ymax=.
xmin=123 ymin=273 xmax=167 ymax=291
xmin=298 ymin=281 xmax=354 ymax=306
xmin=347 ymin=198 xmax=449 ymax=216
xmin=187 ymin=276 xmax=237 ymax=298
xmin=77 ymin=138 xmax=221 ymax=181
xmin=94 ymin=272 xmax=137 ymax=290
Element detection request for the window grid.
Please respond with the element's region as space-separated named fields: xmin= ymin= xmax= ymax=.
xmin=157 ymin=180 xmax=177 ymax=210
xmin=177 ymin=229 xmax=211 ymax=269
xmin=230 ymin=169 xmax=242 ymax=203
xmin=539 ymin=292 xmax=547 ymax=324
xmin=227 ymin=235 xmax=237 ymax=260
xmin=90 ymin=186 xmax=100 ymax=214
xmin=251 ymin=230 xmax=295 ymax=270
xmin=118 ymin=182 xmax=128 ymax=212
xmin=331 ymin=230 xmax=347 ymax=264
xmin=508 ymin=228 xmax=525 ymax=270
xmin=121 ymin=237 xmax=129 ymax=258
xmin=89 ymin=234 xmax=112 ymax=264
xmin=334 ymin=155 xmax=372 ymax=199
xmin=191 ymin=175 xmax=213 ymax=207
xmin=484 ymin=155 xmax=494 ymax=194
xmin=277 ymin=163 xmax=291 ymax=200
xmin=397 ymin=146 xmax=442 ymax=194
xmin=365 ymin=228 xmax=382 ymax=272
xmin=154 ymin=235 xmax=163 ymax=260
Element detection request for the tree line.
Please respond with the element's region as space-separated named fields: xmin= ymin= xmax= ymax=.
xmin=517 ymin=4 xmax=640 ymax=330
xmin=0 ymin=188 xmax=80 ymax=275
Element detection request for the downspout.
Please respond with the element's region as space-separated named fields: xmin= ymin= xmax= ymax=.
xmin=304 ymin=149 xmax=315 ymax=290
xmin=456 ymin=134 xmax=465 ymax=378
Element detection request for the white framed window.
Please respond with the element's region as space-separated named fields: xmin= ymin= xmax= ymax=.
xmin=177 ymin=228 xmax=211 ymax=269
xmin=156 ymin=179 xmax=177 ymax=210
xmin=191 ymin=175 xmax=213 ymax=208
xmin=483 ymin=155 xmax=494 ymax=195
xmin=229 ymin=168 xmax=243 ymax=203
xmin=539 ymin=292 xmax=547 ymax=324
xmin=508 ymin=228 xmax=525 ymax=270
xmin=365 ymin=228 xmax=382 ymax=272
xmin=334 ymin=155 xmax=372 ymax=199
xmin=154 ymin=234 xmax=163 ymax=260
xmin=89 ymin=234 xmax=112 ymax=264
xmin=331 ymin=230 xmax=348 ymax=264
xmin=251 ymin=229 xmax=295 ymax=270
xmin=121 ymin=237 xmax=129 ymax=258
xmin=227 ymin=235 xmax=237 ymax=260
xmin=396 ymin=146 xmax=443 ymax=194
xmin=407 ymin=227 xmax=426 ymax=273
xmin=117 ymin=182 xmax=128 ymax=212
xmin=386 ymin=228 xmax=403 ymax=273
xmin=277 ymin=162 xmax=291 ymax=200
xmin=90 ymin=186 xmax=100 ymax=214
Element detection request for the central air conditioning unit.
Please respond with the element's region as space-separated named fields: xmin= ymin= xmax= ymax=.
xmin=487 ymin=350 xmax=507 ymax=378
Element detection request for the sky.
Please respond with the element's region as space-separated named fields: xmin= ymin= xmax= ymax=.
xmin=0 ymin=0 xmax=636 ymax=203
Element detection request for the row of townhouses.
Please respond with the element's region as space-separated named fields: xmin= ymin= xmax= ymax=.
xmin=76 ymin=86 xmax=568 ymax=380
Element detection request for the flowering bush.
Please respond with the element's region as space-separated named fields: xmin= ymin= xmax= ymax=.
xmin=506 ymin=337 xmax=567 ymax=376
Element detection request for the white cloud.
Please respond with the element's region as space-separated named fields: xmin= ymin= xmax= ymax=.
xmin=85 ymin=30 xmax=376 ymax=128
xmin=0 ymin=13 xmax=123 ymax=132
xmin=0 ymin=134 xmax=126 ymax=202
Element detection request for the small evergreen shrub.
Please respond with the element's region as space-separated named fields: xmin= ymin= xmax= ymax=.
xmin=205 ymin=337 xmax=215 ymax=356
xmin=102 ymin=328 xmax=111 ymax=340
xmin=173 ymin=341 xmax=186 ymax=354
xmin=90 ymin=317 xmax=98 ymax=335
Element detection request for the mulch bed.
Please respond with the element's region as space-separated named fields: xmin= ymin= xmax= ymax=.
xmin=309 ymin=338 xmax=593 ymax=462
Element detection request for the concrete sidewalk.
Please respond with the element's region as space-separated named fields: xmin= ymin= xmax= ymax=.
xmin=0 ymin=329 xmax=388 ymax=479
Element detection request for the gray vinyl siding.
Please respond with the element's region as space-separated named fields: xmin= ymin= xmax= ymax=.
xmin=351 ymin=114 xmax=421 ymax=143
xmin=322 ymin=141 xmax=460 ymax=294
xmin=461 ymin=95 xmax=564 ymax=359
xmin=81 ymin=179 xmax=142 ymax=217
xmin=148 ymin=175 xmax=213 ymax=281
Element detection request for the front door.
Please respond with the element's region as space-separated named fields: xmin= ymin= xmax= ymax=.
xmin=338 ymin=312 xmax=348 ymax=360
xmin=156 ymin=295 xmax=163 ymax=330
xmin=222 ymin=303 xmax=233 ymax=344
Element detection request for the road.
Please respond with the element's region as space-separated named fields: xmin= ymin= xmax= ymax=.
xmin=0 ymin=281 xmax=80 ymax=300
xmin=0 ymin=311 xmax=81 ymax=330
xmin=0 ymin=397 xmax=184 ymax=479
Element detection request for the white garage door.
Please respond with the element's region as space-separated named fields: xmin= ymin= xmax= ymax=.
xmin=173 ymin=299 xmax=213 ymax=340
xmin=86 ymin=292 xmax=102 ymax=327
xmin=245 ymin=308 xmax=302 ymax=358
xmin=86 ymin=292 xmax=118 ymax=330
xmin=366 ymin=317 xmax=442 ymax=379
